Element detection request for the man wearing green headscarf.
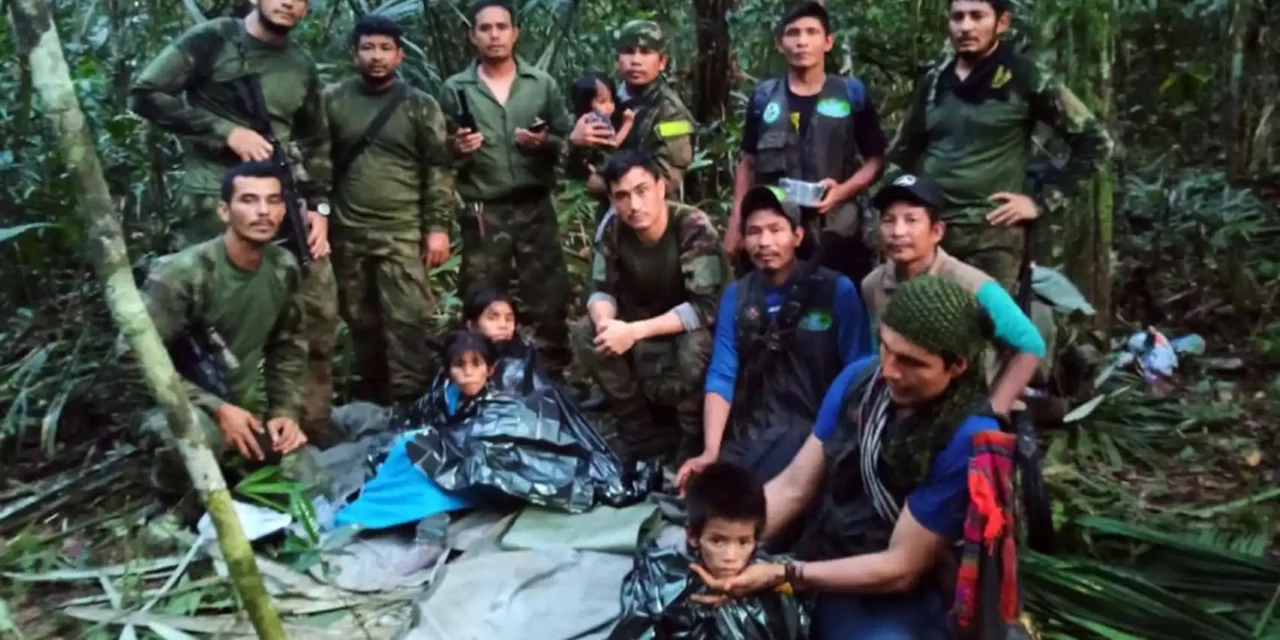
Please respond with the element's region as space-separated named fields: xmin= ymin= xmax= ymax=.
xmin=688 ymin=275 xmax=1001 ymax=639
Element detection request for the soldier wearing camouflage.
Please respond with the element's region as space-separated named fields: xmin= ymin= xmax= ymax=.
xmin=884 ymin=0 xmax=1113 ymax=290
xmin=326 ymin=16 xmax=456 ymax=404
xmin=131 ymin=0 xmax=340 ymax=439
xmin=140 ymin=164 xmax=313 ymax=496
xmin=570 ymin=151 xmax=729 ymax=464
xmin=441 ymin=0 xmax=574 ymax=373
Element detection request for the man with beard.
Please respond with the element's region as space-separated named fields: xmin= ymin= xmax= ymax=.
xmin=324 ymin=16 xmax=455 ymax=404
xmin=726 ymin=1 xmax=887 ymax=285
xmin=689 ymin=276 xmax=1002 ymax=640
xmin=131 ymin=0 xmax=339 ymax=445
xmin=569 ymin=151 xmax=728 ymax=465
xmin=441 ymin=0 xmax=574 ymax=375
xmin=568 ymin=20 xmax=696 ymax=198
xmin=884 ymin=0 xmax=1112 ymax=290
xmin=676 ymin=185 xmax=871 ymax=488
xmin=141 ymin=162 xmax=311 ymax=500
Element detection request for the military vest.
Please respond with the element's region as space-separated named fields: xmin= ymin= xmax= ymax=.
xmin=727 ymin=266 xmax=844 ymax=447
xmin=749 ymin=75 xmax=866 ymax=186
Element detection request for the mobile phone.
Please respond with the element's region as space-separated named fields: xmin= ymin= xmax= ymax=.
xmin=528 ymin=118 xmax=549 ymax=134
xmin=456 ymin=90 xmax=477 ymax=131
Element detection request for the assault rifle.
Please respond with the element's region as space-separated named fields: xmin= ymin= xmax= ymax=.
xmin=132 ymin=260 xmax=235 ymax=401
xmin=232 ymin=74 xmax=312 ymax=266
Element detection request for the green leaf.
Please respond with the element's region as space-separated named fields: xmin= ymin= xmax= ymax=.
xmin=1064 ymin=393 xmax=1107 ymax=423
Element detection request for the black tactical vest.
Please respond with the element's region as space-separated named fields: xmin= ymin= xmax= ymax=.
xmin=750 ymin=75 xmax=866 ymax=186
xmin=723 ymin=266 xmax=844 ymax=478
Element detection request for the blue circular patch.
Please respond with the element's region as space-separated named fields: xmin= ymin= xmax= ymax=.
xmin=762 ymin=102 xmax=781 ymax=124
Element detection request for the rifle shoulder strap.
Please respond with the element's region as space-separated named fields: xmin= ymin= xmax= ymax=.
xmin=333 ymin=83 xmax=410 ymax=184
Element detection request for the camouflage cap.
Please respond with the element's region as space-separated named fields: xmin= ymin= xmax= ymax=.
xmin=616 ymin=20 xmax=666 ymax=52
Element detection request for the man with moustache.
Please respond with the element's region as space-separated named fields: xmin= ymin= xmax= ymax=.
xmin=441 ymin=0 xmax=575 ymax=375
xmin=140 ymin=162 xmax=311 ymax=500
xmin=568 ymin=20 xmax=696 ymax=197
xmin=324 ymin=16 xmax=456 ymax=404
xmin=727 ymin=1 xmax=888 ymax=284
xmin=569 ymin=151 xmax=728 ymax=465
xmin=677 ymin=185 xmax=871 ymax=489
xmin=884 ymin=0 xmax=1113 ymax=290
xmin=131 ymin=0 xmax=339 ymax=444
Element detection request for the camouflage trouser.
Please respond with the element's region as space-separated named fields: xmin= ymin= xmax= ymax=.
xmin=942 ymin=222 xmax=1026 ymax=292
xmin=175 ymin=192 xmax=339 ymax=445
xmin=332 ymin=228 xmax=437 ymax=405
xmin=140 ymin=408 xmax=324 ymax=500
xmin=459 ymin=191 xmax=571 ymax=373
xmin=568 ymin=317 xmax=711 ymax=463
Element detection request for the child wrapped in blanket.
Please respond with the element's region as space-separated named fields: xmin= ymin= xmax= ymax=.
xmin=333 ymin=331 xmax=498 ymax=530
xmin=610 ymin=462 xmax=809 ymax=639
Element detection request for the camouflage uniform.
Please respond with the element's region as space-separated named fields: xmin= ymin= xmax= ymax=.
xmin=570 ymin=202 xmax=728 ymax=463
xmin=440 ymin=62 xmax=575 ymax=373
xmin=567 ymin=20 xmax=696 ymax=221
xmin=324 ymin=78 xmax=455 ymax=404
xmin=884 ymin=45 xmax=1113 ymax=290
xmin=131 ymin=17 xmax=339 ymax=437
xmin=138 ymin=239 xmax=313 ymax=493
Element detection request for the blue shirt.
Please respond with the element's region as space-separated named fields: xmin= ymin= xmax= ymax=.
xmin=812 ymin=357 xmax=999 ymax=540
xmin=705 ymin=274 xmax=872 ymax=401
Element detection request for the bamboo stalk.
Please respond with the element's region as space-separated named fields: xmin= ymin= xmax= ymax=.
xmin=5 ymin=1 xmax=285 ymax=638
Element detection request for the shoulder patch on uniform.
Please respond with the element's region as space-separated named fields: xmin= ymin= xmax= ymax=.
xmin=656 ymin=119 xmax=694 ymax=138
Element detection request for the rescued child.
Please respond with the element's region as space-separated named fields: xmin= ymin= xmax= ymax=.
xmin=610 ymin=462 xmax=809 ymax=639
xmin=463 ymin=286 xmax=518 ymax=344
xmin=570 ymin=71 xmax=634 ymax=212
xmin=333 ymin=331 xmax=498 ymax=530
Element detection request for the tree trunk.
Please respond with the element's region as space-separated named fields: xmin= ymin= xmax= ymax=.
xmin=690 ymin=0 xmax=733 ymax=203
xmin=6 ymin=2 xmax=287 ymax=639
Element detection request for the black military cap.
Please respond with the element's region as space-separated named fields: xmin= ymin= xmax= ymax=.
xmin=741 ymin=185 xmax=802 ymax=231
xmin=872 ymin=173 xmax=946 ymax=213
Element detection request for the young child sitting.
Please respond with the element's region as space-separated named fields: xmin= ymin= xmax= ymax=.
xmin=611 ymin=462 xmax=809 ymax=639
xmin=334 ymin=331 xmax=497 ymax=531
xmin=462 ymin=286 xmax=517 ymax=344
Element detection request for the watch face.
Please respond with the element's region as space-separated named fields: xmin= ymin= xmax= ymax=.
xmin=317 ymin=203 xmax=331 ymax=216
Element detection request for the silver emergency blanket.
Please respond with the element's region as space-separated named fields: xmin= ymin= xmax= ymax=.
xmin=403 ymin=339 xmax=659 ymax=513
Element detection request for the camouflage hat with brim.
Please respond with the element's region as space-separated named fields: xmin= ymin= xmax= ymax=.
xmin=616 ymin=20 xmax=666 ymax=51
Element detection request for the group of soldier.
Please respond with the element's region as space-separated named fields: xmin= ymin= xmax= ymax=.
xmin=129 ymin=0 xmax=1113 ymax=634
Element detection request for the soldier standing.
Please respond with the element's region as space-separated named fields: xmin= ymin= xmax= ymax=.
xmin=727 ymin=1 xmax=888 ymax=285
xmin=130 ymin=0 xmax=339 ymax=444
xmin=325 ymin=16 xmax=456 ymax=404
xmin=569 ymin=20 xmax=697 ymax=199
xmin=885 ymin=0 xmax=1113 ymax=290
xmin=141 ymin=163 xmax=311 ymax=498
xmin=441 ymin=0 xmax=574 ymax=374
xmin=569 ymin=151 xmax=729 ymax=465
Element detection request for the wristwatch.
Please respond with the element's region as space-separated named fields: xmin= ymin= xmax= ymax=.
xmin=783 ymin=561 xmax=804 ymax=588
xmin=314 ymin=202 xmax=331 ymax=217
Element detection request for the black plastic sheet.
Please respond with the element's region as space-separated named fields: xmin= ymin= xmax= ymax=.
xmin=401 ymin=339 xmax=658 ymax=513
xmin=610 ymin=525 xmax=810 ymax=640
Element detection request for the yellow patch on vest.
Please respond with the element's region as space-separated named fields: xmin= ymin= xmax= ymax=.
xmin=789 ymin=111 xmax=801 ymax=132
xmin=992 ymin=66 xmax=1013 ymax=88
xmin=655 ymin=119 xmax=694 ymax=138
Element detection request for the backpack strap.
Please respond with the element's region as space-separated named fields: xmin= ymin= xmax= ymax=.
xmin=333 ymin=83 xmax=410 ymax=184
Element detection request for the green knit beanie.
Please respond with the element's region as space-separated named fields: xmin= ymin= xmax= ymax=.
xmin=881 ymin=275 xmax=988 ymax=361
